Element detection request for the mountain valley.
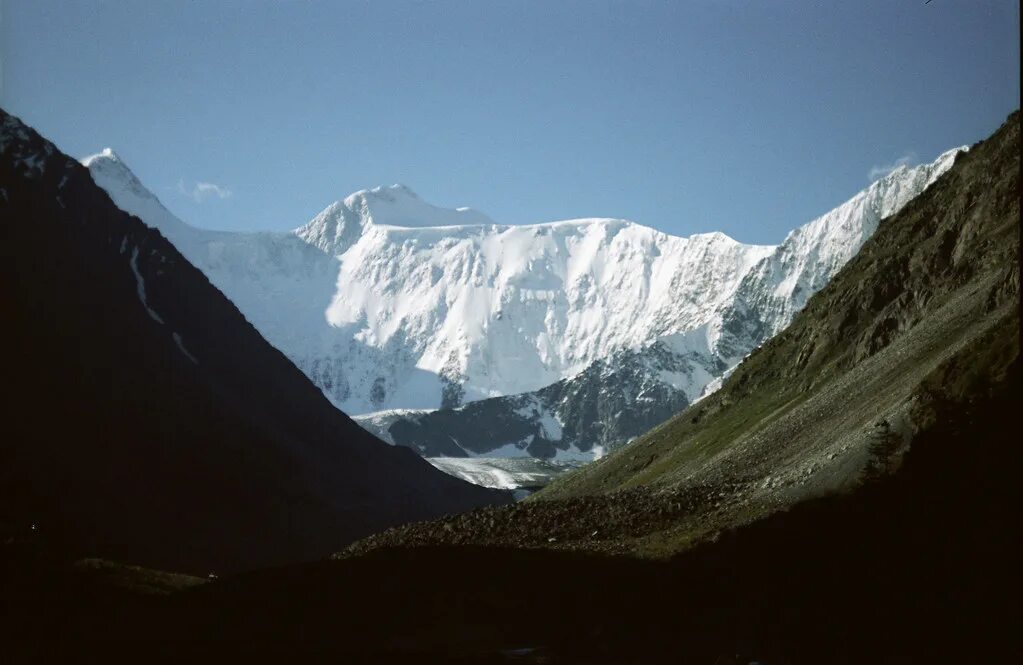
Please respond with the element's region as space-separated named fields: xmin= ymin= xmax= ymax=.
xmin=1 ymin=101 xmax=1017 ymax=665
xmin=3 ymin=2 xmax=1019 ymax=661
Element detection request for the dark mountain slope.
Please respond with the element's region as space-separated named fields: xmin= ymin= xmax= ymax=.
xmin=0 ymin=109 xmax=508 ymax=574
xmin=369 ymin=341 xmax=693 ymax=459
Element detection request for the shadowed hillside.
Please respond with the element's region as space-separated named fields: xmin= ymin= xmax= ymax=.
xmin=0 ymin=109 xmax=508 ymax=576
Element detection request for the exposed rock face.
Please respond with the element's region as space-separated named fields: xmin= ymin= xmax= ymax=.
xmin=358 ymin=341 xmax=697 ymax=459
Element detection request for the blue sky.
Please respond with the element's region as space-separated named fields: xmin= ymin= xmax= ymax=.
xmin=2 ymin=1 xmax=1018 ymax=244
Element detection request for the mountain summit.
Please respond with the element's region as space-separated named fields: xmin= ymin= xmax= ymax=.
xmin=296 ymin=183 xmax=495 ymax=254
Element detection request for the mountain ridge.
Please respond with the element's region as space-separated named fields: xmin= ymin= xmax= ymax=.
xmin=83 ymin=143 xmax=963 ymax=454
xmin=351 ymin=147 xmax=964 ymax=460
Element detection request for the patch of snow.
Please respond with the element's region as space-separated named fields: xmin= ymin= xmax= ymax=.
xmin=129 ymin=247 xmax=164 ymax=324
xmin=352 ymin=407 xmax=431 ymax=445
xmin=19 ymin=152 xmax=45 ymax=177
xmin=172 ymin=332 xmax=198 ymax=364
xmin=536 ymin=410 xmax=563 ymax=441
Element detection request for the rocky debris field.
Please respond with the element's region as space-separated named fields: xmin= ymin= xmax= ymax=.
xmin=337 ymin=480 xmax=759 ymax=559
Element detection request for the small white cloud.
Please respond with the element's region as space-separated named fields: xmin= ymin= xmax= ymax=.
xmin=177 ymin=179 xmax=232 ymax=203
xmin=868 ymin=152 xmax=917 ymax=182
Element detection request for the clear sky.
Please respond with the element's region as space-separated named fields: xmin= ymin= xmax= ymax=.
xmin=2 ymin=1 xmax=1018 ymax=244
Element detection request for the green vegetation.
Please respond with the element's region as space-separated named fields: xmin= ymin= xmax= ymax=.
xmin=73 ymin=558 xmax=208 ymax=595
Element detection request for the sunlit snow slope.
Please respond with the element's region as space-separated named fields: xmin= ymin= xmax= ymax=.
xmin=84 ymin=149 xmax=962 ymax=428
xmin=352 ymin=148 xmax=964 ymax=459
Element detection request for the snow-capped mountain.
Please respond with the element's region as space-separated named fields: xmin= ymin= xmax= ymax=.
xmin=82 ymin=155 xmax=775 ymax=414
xmin=84 ymin=146 xmax=963 ymax=460
xmin=310 ymin=216 xmax=774 ymax=413
xmin=355 ymin=149 xmax=965 ymax=459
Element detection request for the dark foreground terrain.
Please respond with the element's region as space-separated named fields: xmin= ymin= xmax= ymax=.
xmin=3 ymin=361 xmax=1019 ymax=663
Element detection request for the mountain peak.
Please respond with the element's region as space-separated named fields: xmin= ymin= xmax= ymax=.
xmin=81 ymin=147 xmax=126 ymax=169
xmin=297 ymin=183 xmax=495 ymax=254
xmin=345 ymin=183 xmax=419 ymax=203
xmin=688 ymin=230 xmax=750 ymax=247
xmin=339 ymin=183 xmax=493 ymax=229
xmin=81 ymin=146 xmax=192 ymax=238
xmin=81 ymin=145 xmax=118 ymax=160
xmin=81 ymin=147 xmax=154 ymax=200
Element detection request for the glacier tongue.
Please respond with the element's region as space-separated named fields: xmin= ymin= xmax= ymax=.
xmin=82 ymin=146 xmax=965 ymax=423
